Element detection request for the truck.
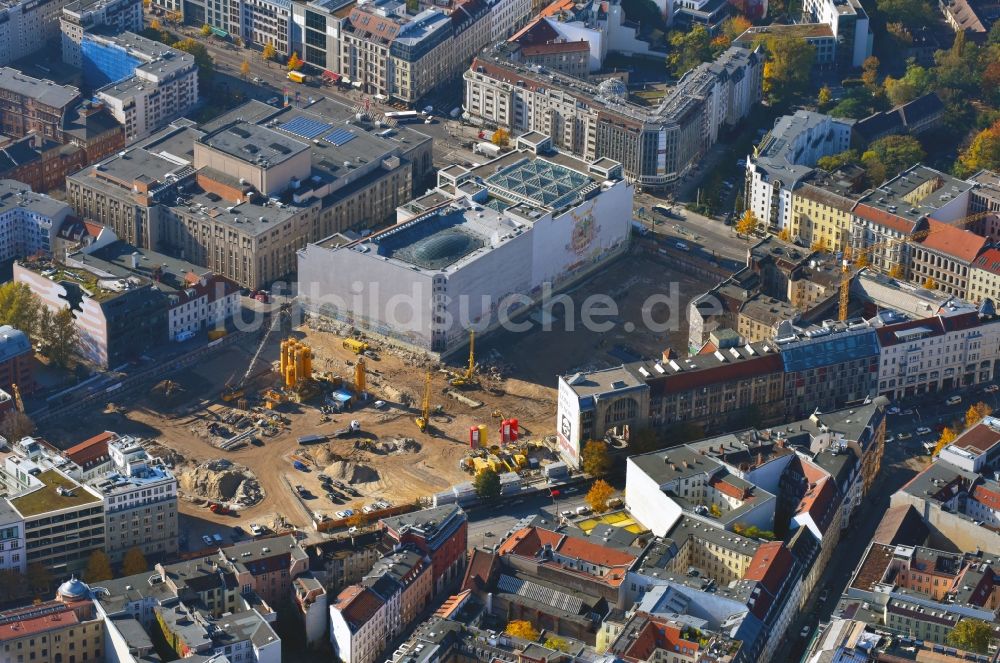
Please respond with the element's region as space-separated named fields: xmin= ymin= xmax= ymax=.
xmin=287 ymin=71 xmax=308 ymax=84
xmin=293 ymin=460 xmax=309 ymax=471
xmin=474 ymin=142 xmax=501 ymax=158
xmin=343 ymin=338 xmax=369 ymax=354
xmin=334 ymin=420 xmax=361 ymax=438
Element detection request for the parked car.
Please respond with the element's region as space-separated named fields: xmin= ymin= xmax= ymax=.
xmin=896 ymin=432 xmax=912 ymax=440
xmin=348 ymin=526 xmax=359 ymax=534
xmin=916 ymin=427 xmax=931 ymax=435
xmin=212 ymin=533 xmax=223 ymax=543
xmin=947 ymin=395 xmax=963 ymax=405
xmin=202 ymin=535 xmax=214 ymax=546
xmin=986 ymin=384 xmax=999 ymax=393
xmin=800 ymin=625 xmax=811 ymax=638
xmin=373 ymin=400 xmax=387 ymax=409
xmin=249 ymin=523 xmax=264 ymax=536
xmin=818 ymin=589 xmax=829 ymax=603
xmin=887 ymin=406 xmax=900 ymax=415
xmin=674 ymin=241 xmax=690 ymax=251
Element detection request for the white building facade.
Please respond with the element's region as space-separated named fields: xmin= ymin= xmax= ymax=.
xmin=0 ymin=181 xmax=73 ymax=262
xmin=0 ymin=502 xmax=26 ymax=574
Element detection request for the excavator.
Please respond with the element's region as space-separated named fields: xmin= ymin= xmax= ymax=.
xmin=449 ymin=330 xmax=477 ymax=387
xmin=222 ymin=302 xmax=290 ymax=402
xmin=415 ymin=370 xmax=431 ymax=432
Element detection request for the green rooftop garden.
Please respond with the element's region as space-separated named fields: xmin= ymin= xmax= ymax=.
xmin=11 ymin=470 xmax=99 ymax=517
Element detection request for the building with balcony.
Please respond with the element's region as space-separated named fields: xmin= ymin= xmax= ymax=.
xmin=60 ymin=0 xmax=143 ymax=67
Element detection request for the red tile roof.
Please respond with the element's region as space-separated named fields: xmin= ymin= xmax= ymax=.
xmin=918 ymin=219 xmax=988 ymax=263
xmin=710 ymin=475 xmax=750 ymax=500
xmin=797 ymin=477 xmax=838 ymax=535
xmin=337 ymin=586 xmax=384 ymax=629
xmin=622 ymin=619 xmax=698 ymax=661
xmin=461 ymin=548 xmax=498 ymax=592
xmin=496 ymin=526 xmax=563 ymax=557
xmin=853 ymin=203 xmax=916 ymax=234
xmin=83 ymin=220 xmax=104 ymax=239
xmin=65 ymin=431 xmax=115 ymax=468
xmin=972 ymin=247 xmax=1000 ymax=276
xmin=744 ymin=541 xmax=794 ymax=595
xmin=557 ymin=534 xmax=637 ymax=568
xmin=973 ymin=485 xmax=1000 ymax=511
xmin=539 ymin=0 xmax=574 ymax=16
xmin=0 ymin=602 xmax=84 ymax=642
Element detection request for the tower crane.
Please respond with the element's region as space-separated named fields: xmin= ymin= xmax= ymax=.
xmin=222 ymin=303 xmax=290 ymax=401
xmin=838 ymin=210 xmax=995 ymax=321
xmin=415 ymin=370 xmax=431 ymax=432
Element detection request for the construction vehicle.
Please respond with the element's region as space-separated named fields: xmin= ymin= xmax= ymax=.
xmin=343 ymin=338 xmax=369 ymax=354
xmin=838 ymin=210 xmax=994 ymax=320
xmin=11 ymin=383 xmax=24 ymax=413
xmin=415 ymin=371 xmax=432 ymax=432
xmin=355 ymin=357 xmax=366 ymax=395
xmin=222 ymin=304 xmax=289 ymax=401
xmin=334 ymin=420 xmax=362 ymax=438
xmin=449 ymin=330 xmax=477 ymax=387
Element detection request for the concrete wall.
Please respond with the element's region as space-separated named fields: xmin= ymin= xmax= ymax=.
xmin=625 ymin=456 xmax=683 ymax=536
xmin=890 ymin=491 xmax=1000 ymax=552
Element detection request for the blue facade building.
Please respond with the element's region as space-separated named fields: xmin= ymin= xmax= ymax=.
xmin=81 ymin=34 xmax=141 ymax=89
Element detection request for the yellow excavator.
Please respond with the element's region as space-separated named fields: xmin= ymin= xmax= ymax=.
xmin=415 ymin=371 xmax=431 ymax=432
xmin=449 ymin=330 xmax=477 ymax=387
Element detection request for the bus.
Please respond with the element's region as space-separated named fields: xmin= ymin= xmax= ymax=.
xmin=384 ymin=110 xmax=422 ymax=123
xmin=287 ymin=71 xmax=308 ymax=84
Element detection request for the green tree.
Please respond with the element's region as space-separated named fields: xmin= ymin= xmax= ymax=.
xmin=876 ymin=0 xmax=934 ymax=28
xmin=668 ymin=25 xmax=712 ymax=77
xmin=505 ymin=620 xmax=539 ymax=641
xmin=956 ymin=120 xmax=1000 ymax=176
xmin=627 ymin=428 xmax=660 ymax=454
xmin=473 ymin=468 xmax=501 ymax=500
xmin=26 ymin=563 xmax=51 ymax=594
xmin=0 ymin=282 xmax=41 ymax=339
xmin=0 ymin=569 xmax=29 ymax=601
xmin=818 ymin=149 xmax=860 ymax=171
xmin=948 ymin=618 xmax=993 ymax=654
xmin=38 ymin=307 xmax=78 ymax=368
xmin=172 ymin=38 xmax=214 ymax=87
xmin=989 ymin=21 xmax=1000 ymax=44
xmin=883 ymin=63 xmax=933 ymax=106
xmin=762 ymin=36 xmax=816 ymax=101
xmin=406 ymin=0 xmax=420 ymax=10
xmin=84 ymin=550 xmax=113 ymax=583
xmin=581 ymin=440 xmax=612 ymax=476
xmin=586 ymin=479 xmax=615 ymax=514
xmin=829 ymin=96 xmax=870 ymax=119
xmin=862 ymin=135 xmax=925 ymax=186
xmin=122 ymin=547 xmax=149 ymax=575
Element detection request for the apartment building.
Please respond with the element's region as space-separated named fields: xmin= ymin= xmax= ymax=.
xmin=488 ymin=0 xmax=530 ymax=39
xmin=0 ymin=67 xmax=81 ymax=142
xmin=380 ymin=506 xmax=467 ymax=594
xmin=968 ymin=169 xmax=1000 ymax=240
xmin=464 ymin=46 xmax=762 ymax=189
xmin=968 ymin=247 xmax=1000 ymax=303
xmin=745 ymin=110 xmax=855 ymax=232
xmin=330 ymin=584 xmax=390 ymax=663
xmin=0 ymin=582 xmax=104 ymax=663
xmin=787 ymin=166 xmax=865 ymax=251
xmin=0 ymin=325 xmax=34 ymax=396
xmin=67 ymin=98 xmax=430 ymax=289
xmin=85 ymin=31 xmax=199 ymax=140
xmin=14 ymin=257 xmax=168 ymax=368
xmin=89 ymin=435 xmax=177 ymax=563
xmin=0 ymin=134 xmax=89 ymax=194
xmin=60 ymin=0 xmax=143 ymax=66
xmin=307 ymin=530 xmax=386 ymax=594
xmin=0 ymin=500 xmax=25 ymax=573
xmin=0 ymin=0 xmax=76 ymax=67
xmin=290 ymin=0 xmax=353 ymax=74
xmin=3 ymin=440 xmax=105 ymax=575
xmin=801 ymin=0 xmax=872 ymax=67
xmin=908 ymin=217 xmax=989 ymax=297
xmin=0 ymin=179 xmax=74 ymax=262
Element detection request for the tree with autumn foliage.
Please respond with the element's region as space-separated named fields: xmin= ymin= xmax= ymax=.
xmin=923 ymin=277 xmax=937 ymax=289
xmin=505 ymin=620 xmax=539 ymax=641
xmin=287 ymin=52 xmax=303 ymax=71
xmin=888 ymin=264 xmax=905 ymax=279
xmin=761 ymin=36 xmax=815 ymax=102
xmin=581 ymin=440 xmax=612 ymax=476
xmin=956 ymin=119 xmax=1000 ymax=177
xmin=491 ymin=128 xmax=510 ymax=147
xmin=200 ymin=23 xmax=212 ymax=36
xmin=966 ymin=402 xmax=993 ymax=428
xmin=262 ymin=42 xmax=277 ymax=61
xmin=586 ymin=479 xmax=615 ymax=514
xmin=817 ymin=85 xmax=833 ymax=110
xmin=933 ymin=427 xmax=958 ymax=455
xmin=240 ymin=59 xmax=251 ymax=78
xmin=735 ymin=210 xmax=758 ymax=238
xmin=777 ymin=228 xmax=791 ymax=241
xmin=861 ymin=56 xmax=880 ymax=90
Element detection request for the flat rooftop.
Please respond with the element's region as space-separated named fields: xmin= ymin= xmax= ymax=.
xmin=0 ymin=67 xmax=79 ymax=109
xmin=10 ymin=470 xmax=100 ymax=517
xmin=200 ymin=122 xmax=309 ymax=166
xmin=0 ymin=180 xmax=70 ymax=218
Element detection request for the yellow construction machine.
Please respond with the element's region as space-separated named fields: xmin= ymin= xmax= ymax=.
xmin=449 ymin=330 xmax=477 ymax=387
xmin=415 ymin=371 xmax=431 ymax=432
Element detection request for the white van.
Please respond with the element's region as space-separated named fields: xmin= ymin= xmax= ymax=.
xmin=575 ymin=505 xmax=591 ymax=515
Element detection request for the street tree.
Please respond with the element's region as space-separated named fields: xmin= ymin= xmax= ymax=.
xmin=84 ymin=550 xmax=113 ymax=583
xmin=586 ymin=479 xmax=615 ymax=514
xmin=39 ymin=307 xmax=78 ymax=368
xmin=122 ymin=547 xmax=148 ymax=575
xmin=948 ymin=619 xmax=992 ymax=653
xmin=150 ymin=18 xmax=161 ymax=30
xmin=505 ymin=620 xmax=539 ymax=640
xmin=262 ymin=42 xmax=277 ymax=61
xmin=888 ymin=264 xmax=905 ymax=278
xmin=923 ymin=277 xmax=937 ymax=289
xmin=0 ymin=282 xmax=41 ymax=339
xmin=473 ymin=468 xmax=501 ymax=500
xmin=200 ymin=23 xmax=212 ymax=36
xmin=581 ymin=440 xmax=612 ymax=476
xmin=241 ymin=60 xmax=251 ymax=78
xmin=491 ymin=128 xmax=510 ymax=147
xmin=735 ymin=210 xmax=757 ymax=237
xmin=933 ymin=427 xmax=958 ymax=455
xmin=966 ymin=402 xmax=993 ymax=428
xmin=287 ymin=52 xmax=303 ymax=71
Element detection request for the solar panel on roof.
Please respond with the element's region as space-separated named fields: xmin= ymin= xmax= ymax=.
xmin=324 ymin=128 xmax=356 ymax=146
xmin=278 ymin=117 xmax=332 ymax=140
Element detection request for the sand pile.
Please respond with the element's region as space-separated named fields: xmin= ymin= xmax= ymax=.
xmin=323 ymin=459 xmax=380 ymax=485
xmin=358 ymin=438 xmax=421 ymax=455
xmin=178 ymin=459 xmax=264 ymax=506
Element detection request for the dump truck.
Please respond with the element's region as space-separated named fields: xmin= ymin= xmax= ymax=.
xmin=343 ymin=338 xmax=369 ymax=354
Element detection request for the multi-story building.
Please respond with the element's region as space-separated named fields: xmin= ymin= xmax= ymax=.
xmin=464 ymin=46 xmax=763 ymax=189
xmin=67 ymin=98 xmax=431 ymax=289
xmin=968 ymin=246 xmax=1000 ymax=303
xmin=89 ymin=435 xmax=177 ymax=563
xmin=488 ymin=0 xmax=530 ymax=39
xmin=0 ymin=134 xmax=89 ymax=194
xmin=380 ymin=505 xmax=467 ymax=594
xmin=0 ymin=324 xmax=35 ymax=395
xmin=937 ymin=416 xmax=1000 ymax=474
xmin=801 ymin=0 xmax=872 ymax=67
xmin=852 ymin=92 xmax=945 ymax=145
xmin=84 ymin=31 xmax=199 ymax=141
xmin=0 ymin=179 xmax=74 ymax=262
xmin=0 ymin=581 xmax=105 ymax=663
xmin=0 ymin=0 xmax=77 ymax=67
xmin=307 ymin=530 xmax=386 ymax=594
xmin=71 ymin=240 xmax=240 ymax=341
xmin=290 ymin=0 xmax=353 ymax=75
xmin=0 ymin=500 xmax=26 ymax=574
xmin=787 ymin=166 xmax=865 ymax=251
xmin=907 ymin=217 xmax=989 ymax=297
xmin=875 ymin=302 xmax=1000 ymax=399
xmin=2 ymin=439 xmax=105 ymax=575
xmin=330 ymin=584 xmax=390 ymax=663
xmin=735 ymin=24 xmax=837 ymax=67
xmin=298 ymin=133 xmax=631 ymax=354
xmin=14 ymin=257 xmax=168 ymax=368
xmin=968 ymin=169 xmax=1000 ymax=240
xmin=850 ymin=165 xmax=972 ymax=276
xmin=744 ymin=110 xmax=854 ymax=232
xmin=60 ymin=0 xmax=143 ymax=67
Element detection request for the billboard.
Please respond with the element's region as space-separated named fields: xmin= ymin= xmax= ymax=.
xmin=556 ymin=377 xmax=581 ymax=468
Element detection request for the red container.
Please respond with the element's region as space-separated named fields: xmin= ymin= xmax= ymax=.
xmin=510 ymin=418 xmax=519 ymax=441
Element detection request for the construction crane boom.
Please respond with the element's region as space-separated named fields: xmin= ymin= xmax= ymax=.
xmin=838 ymin=210 xmax=994 ymax=320
xmin=449 ymin=330 xmax=477 ymax=387
xmin=415 ymin=370 xmax=431 ymax=432
xmin=223 ymin=303 xmax=289 ymax=401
